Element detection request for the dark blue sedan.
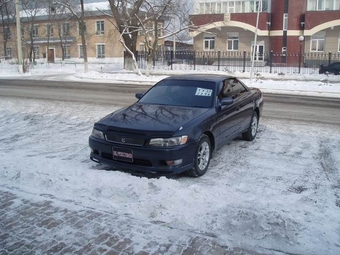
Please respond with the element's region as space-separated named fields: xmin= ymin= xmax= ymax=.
xmin=89 ymin=74 xmax=263 ymax=177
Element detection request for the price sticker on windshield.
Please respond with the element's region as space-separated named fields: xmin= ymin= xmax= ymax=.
xmin=195 ymin=88 xmax=212 ymax=97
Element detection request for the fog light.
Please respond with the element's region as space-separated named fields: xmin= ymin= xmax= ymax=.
xmin=166 ymin=159 xmax=183 ymax=166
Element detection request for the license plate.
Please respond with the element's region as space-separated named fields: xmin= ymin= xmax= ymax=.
xmin=112 ymin=147 xmax=133 ymax=162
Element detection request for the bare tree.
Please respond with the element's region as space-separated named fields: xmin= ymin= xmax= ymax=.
xmin=0 ymin=0 xmax=15 ymax=59
xmin=20 ymin=0 xmax=48 ymax=63
xmin=54 ymin=0 xmax=88 ymax=72
xmin=108 ymin=0 xmax=144 ymax=71
xmin=106 ymin=0 xmax=193 ymax=75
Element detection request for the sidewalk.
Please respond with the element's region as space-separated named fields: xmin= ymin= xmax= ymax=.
xmin=0 ymin=187 xmax=267 ymax=255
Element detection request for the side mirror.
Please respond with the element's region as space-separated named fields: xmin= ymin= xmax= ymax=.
xmin=135 ymin=93 xmax=144 ymax=100
xmin=220 ymin=97 xmax=233 ymax=106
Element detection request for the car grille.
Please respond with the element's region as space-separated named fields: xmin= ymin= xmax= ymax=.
xmin=105 ymin=133 xmax=145 ymax=146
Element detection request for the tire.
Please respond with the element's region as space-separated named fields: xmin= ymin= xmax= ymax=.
xmin=242 ymin=111 xmax=258 ymax=141
xmin=188 ymin=134 xmax=211 ymax=177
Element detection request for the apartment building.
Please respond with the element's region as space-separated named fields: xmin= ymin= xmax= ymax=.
xmin=189 ymin=0 xmax=340 ymax=65
xmin=1 ymin=8 xmax=164 ymax=63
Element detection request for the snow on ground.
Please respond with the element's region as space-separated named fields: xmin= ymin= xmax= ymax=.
xmin=0 ymin=62 xmax=340 ymax=254
xmin=0 ymin=98 xmax=340 ymax=254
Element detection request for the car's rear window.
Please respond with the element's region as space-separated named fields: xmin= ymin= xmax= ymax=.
xmin=139 ymin=80 xmax=215 ymax=108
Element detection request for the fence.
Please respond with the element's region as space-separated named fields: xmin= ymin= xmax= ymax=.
xmin=134 ymin=50 xmax=340 ymax=75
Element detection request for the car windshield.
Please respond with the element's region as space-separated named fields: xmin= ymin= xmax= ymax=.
xmin=139 ymin=79 xmax=215 ymax=108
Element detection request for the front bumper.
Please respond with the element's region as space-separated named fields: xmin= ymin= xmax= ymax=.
xmin=89 ymin=136 xmax=197 ymax=175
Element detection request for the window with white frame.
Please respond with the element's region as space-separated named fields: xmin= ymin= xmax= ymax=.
xmin=338 ymin=32 xmax=340 ymax=52
xmin=227 ymin=32 xmax=239 ymax=51
xmin=32 ymin=25 xmax=38 ymax=38
xmin=62 ymin=23 xmax=70 ymax=35
xmin=156 ymin=22 xmax=163 ymax=37
xmin=96 ymin=44 xmax=105 ymax=58
xmin=283 ymin=13 xmax=288 ymax=31
xmin=216 ymin=2 xmax=221 ymax=13
xmin=79 ymin=45 xmax=84 ymax=58
xmin=33 ymin=46 xmax=40 ymax=59
xmin=204 ymin=34 xmax=215 ymax=51
xmin=307 ymin=0 xmax=340 ymax=10
xmin=63 ymin=45 xmax=71 ymax=58
xmin=96 ymin=21 xmax=105 ymax=35
xmin=311 ymin=31 xmax=325 ymax=52
xmin=197 ymin=0 xmax=270 ymax=14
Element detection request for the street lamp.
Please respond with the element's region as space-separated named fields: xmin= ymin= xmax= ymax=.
xmin=298 ymin=35 xmax=304 ymax=74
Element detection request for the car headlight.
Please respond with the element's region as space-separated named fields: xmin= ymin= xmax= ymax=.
xmin=149 ymin=135 xmax=188 ymax=147
xmin=91 ymin=128 xmax=105 ymax=139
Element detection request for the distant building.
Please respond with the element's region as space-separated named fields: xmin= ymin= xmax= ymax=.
xmin=189 ymin=0 xmax=340 ymax=65
xmin=0 ymin=4 xmax=164 ymax=63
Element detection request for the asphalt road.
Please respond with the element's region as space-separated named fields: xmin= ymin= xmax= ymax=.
xmin=1 ymin=79 xmax=340 ymax=126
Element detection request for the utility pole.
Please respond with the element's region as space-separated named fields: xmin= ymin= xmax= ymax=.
xmin=80 ymin=0 xmax=88 ymax=72
xmin=250 ymin=0 xmax=261 ymax=79
xmin=15 ymin=0 xmax=23 ymax=73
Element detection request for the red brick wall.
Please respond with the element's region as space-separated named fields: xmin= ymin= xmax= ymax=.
xmin=231 ymin=13 xmax=270 ymax=30
xmin=270 ymin=0 xmax=285 ymax=30
xmin=288 ymin=0 xmax=307 ymax=30
xmin=190 ymin=14 xmax=224 ymax=27
xmin=305 ymin=11 xmax=340 ymax=30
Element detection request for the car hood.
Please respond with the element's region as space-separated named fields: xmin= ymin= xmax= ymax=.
xmin=97 ymin=103 xmax=209 ymax=133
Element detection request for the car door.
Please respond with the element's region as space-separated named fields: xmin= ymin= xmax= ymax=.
xmin=230 ymin=79 xmax=254 ymax=133
xmin=214 ymin=80 xmax=241 ymax=147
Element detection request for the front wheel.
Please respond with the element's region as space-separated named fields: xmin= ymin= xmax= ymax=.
xmin=242 ymin=111 xmax=258 ymax=141
xmin=188 ymin=134 xmax=211 ymax=177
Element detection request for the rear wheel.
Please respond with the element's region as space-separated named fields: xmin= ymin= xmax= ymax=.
xmin=188 ymin=134 xmax=211 ymax=177
xmin=242 ymin=111 xmax=258 ymax=141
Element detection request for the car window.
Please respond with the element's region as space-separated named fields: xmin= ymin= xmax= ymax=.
xmin=218 ymin=80 xmax=233 ymax=99
xmin=218 ymin=78 xmax=248 ymax=100
xmin=230 ymin=79 xmax=248 ymax=99
xmin=139 ymin=80 xmax=215 ymax=108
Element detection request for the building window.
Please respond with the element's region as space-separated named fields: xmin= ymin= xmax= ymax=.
xmin=311 ymin=31 xmax=325 ymax=52
xmin=204 ymin=35 xmax=215 ymax=51
xmin=4 ymin=27 xmax=11 ymax=40
xmin=33 ymin=46 xmax=40 ymax=59
xmin=96 ymin=44 xmax=105 ymax=58
xmin=338 ymin=32 xmax=340 ymax=52
xmin=96 ymin=21 xmax=105 ymax=35
xmin=6 ymin=48 xmax=12 ymax=59
xmin=78 ymin=21 xmax=86 ymax=35
xmin=140 ymin=43 xmax=145 ymax=52
xmin=63 ymin=45 xmax=71 ymax=58
xmin=156 ymin=22 xmax=163 ymax=37
xmin=205 ymin=2 xmax=213 ymax=13
xmin=32 ymin=25 xmax=39 ymax=38
xmin=307 ymin=0 xmax=340 ymax=10
xmin=79 ymin=45 xmax=84 ymax=58
xmin=227 ymin=32 xmax=239 ymax=51
xmin=46 ymin=24 xmax=54 ymax=37
xmin=216 ymin=2 xmax=221 ymax=13
xmin=283 ymin=13 xmax=288 ymax=31
xmin=197 ymin=1 xmax=269 ymax=14
xmin=62 ymin=23 xmax=70 ymax=35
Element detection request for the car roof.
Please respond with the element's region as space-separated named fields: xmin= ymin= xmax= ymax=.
xmin=162 ymin=74 xmax=236 ymax=83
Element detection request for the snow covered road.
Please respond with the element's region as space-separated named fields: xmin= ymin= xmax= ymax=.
xmin=0 ymin=97 xmax=339 ymax=255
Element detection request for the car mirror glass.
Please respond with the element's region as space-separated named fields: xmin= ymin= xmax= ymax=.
xmin=220 ymin=97 xmax=233 ymax=106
